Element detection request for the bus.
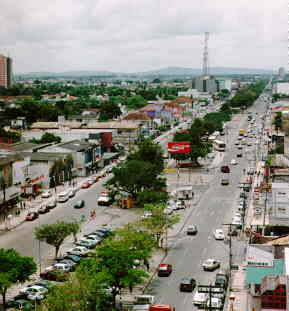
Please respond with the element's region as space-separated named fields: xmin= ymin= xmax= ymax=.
xmin=213 ymin=140 xmax=226 ymax=151
xmin=57 ymin=191 xmax=70 ymax=203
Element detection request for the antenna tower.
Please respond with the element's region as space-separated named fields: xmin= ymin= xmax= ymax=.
xmin=202 ymin=32 xmax=209 ymax=77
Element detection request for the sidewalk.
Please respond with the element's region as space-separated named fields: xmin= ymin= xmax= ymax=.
xmin=0 ymin=178 xmax=87 ymax=232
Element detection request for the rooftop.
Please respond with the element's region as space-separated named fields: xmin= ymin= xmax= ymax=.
xmin=246 ymin=259 xmax=284 ymax=285
xmin=10 ymin=142 xmax=40 ymax=152
xmin=123 ymin=112 xmax=152 ymax=121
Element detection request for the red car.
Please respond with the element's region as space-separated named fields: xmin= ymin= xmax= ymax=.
xmin=26 ymin=212 xmax=39 ymax=221
xmin=157 ymin=264 xmax=172 ymax=277
xmin=81 ymin=182 xmax=91 ymax=189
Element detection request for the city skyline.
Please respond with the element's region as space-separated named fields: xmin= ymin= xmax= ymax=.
xmin=0 ymin=0 xmax=287 ymax=74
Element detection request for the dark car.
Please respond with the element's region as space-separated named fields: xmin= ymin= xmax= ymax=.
xmin=236 ymin=153 xmax=242 ymax=158
xmin=157 ymin=264 xmax=172 ymax=277
xmin=63 ymin=254 xmax=82 ymax=264
xmin=6 ymin=299 xmax=32 ymax=311
xmin=73 ymin=200 xmax=85 ymax=209
xmin=26 ymin=212 xmax=39 ymax=221
xmin=38 ymin=205 xmax=50 ymax=214
xmin=220 ymin=166 xmax=230 ymax=173
xmin=187 ymin=225 xmax=198 ymax=235
xmin=179 ymin=278 xmax=196 ymax=292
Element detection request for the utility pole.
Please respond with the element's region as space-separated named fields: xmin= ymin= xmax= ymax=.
xmin=223 ymin=223 xmax=233 ymax=289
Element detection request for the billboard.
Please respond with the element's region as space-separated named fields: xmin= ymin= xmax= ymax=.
xmin=167 ymin=142 xmax=190 ymax=154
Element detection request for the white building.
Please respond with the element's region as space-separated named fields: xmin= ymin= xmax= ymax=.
xmin=273 ymin=82 xmax=289 ymax=95
xmin=270 ymin=183 xmax=289 ymax=225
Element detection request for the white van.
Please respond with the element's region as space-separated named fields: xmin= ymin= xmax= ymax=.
xmin=193 ymin=291 xmax=208 ymax=306
xmin=57 ymin=191 xmax=70 ymax=203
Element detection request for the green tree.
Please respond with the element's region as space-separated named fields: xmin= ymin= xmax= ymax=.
xmin=136 ymin=189 xmax=168 ymax=208
xmin=0 ymin=249 xmax=37 ymax=310
xmin=107 ymin=160 xmax=165 ymax=199
xmin=99 ymin=102 xmax=122 ymax=121
xmin=30 ymin=132 xmax=61 ymax=144
xmin=35 ymin=221 xmax=74 ymax=258
xmin=129 ymin=138 xmax=165 ymax=174
xmin=67 ymin=221 xmax=82 ymax=243
xmin=124 ymin=95 xmax=147 ymax=110
xmin=139 ymin=203 xmax=179 ymax=247
xmin=79 ymin=227 xmax=153 ymax=308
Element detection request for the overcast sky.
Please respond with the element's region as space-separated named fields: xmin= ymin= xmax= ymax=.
xmin=0 ymin=0 xmax=287 ymax=73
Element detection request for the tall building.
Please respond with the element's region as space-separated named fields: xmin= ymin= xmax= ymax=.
xmin=0 ymin=55 xmax=13 ymax=88
xmin=278 ymin=67 xmax=286 ymax=80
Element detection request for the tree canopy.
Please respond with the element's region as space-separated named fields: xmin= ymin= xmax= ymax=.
xmin=0 ymin=248 xmax=37 ymax=310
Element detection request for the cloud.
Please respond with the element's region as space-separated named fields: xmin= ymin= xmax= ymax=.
xmin=0 ymin=0 xmax=287 ymax=73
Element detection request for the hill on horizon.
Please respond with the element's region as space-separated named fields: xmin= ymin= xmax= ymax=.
xmin=17 ymin=66 xmax=275 ymax=78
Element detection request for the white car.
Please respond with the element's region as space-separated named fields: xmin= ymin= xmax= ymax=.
xmin=214 ymin=229 xmax=225 ymax=240
xmin=202 ymin=259 xmax=221 ymax=271
xmin=67 ymin=246 xmax=89 ymax=256
xmin=97 ymin=192 xmax=113 ymax=206
xmin=230 ymin=159 xmax=237 ymax=165
xmin=45 ymin=263 xmax=71 ymax=272
xmin=41 ymin=190 xmax=51 ymax=198
xmin=85 ymin=235 xmax=102 ymax=243
xmin=141 ymin=211 xmax=153 ymax=219
xmin=19 ymin=285 xmax=48 ymax=296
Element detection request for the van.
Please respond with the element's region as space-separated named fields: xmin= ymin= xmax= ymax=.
xmin=193 ymin=291 xmax=208 ymax=306
xmin=149 ymin=305 xmax=174 ymax=311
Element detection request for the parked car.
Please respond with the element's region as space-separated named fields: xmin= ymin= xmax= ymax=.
xmin=141 ymin=211 xmax=153 ymax=219
xmin=186 ymin=225 xmax=198 ymax=235
xmin=236 ymin=153 xmax=242 ymax=158
xmin=75 ymin=239 xmax=98 ymax=249
xmin=73 ymin=200 xmax=85 ymax=209
xmin=157 ymin=264 xmax=172 ymax=277
xmin=230 ymin=159 xmax=237 ymax=165
xmin=47 ymin=199 xmax=57 ymax=209
xmin=193 ymin=291 xmax=208 ymax=306
xmin=41 ymin=190 xmax=51 ymax=198
xmin=28 ymin=280 xmax=55 ymax=291
xmin=214 ymin=229 xmax=225 ymax=240
xmin=26 ymin=212 xmax=39 ymax=221
xmin=220 ymin=166 xmax=230 ymax=173
xmin=81 ymin=182 xmax=91 ymax=189
xmin=38 ymin=205 xmax=50 ymax=214
xmin=202 ymin=259 xmax=220 ymax=271
xmin=63 ymin=254 xmax=82 ymax=264
xmin=179 ymin=277 xmax=196 ymax=292
xmin=67 ymin=246 xmax=90 ymax=257
xmin=45 ymin=263 xmax=71 ymax=273
xmin=19 ymin=285 xmax=48 ymax=298
xmin=59 ymin=259 xmax=77 ymax=271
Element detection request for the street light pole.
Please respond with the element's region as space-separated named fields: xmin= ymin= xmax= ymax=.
xmin=223 ymin=223 xmax=233 ymax=289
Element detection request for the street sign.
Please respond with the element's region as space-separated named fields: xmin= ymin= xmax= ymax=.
xmin=198 ymin=285 xmax=223 ymax=293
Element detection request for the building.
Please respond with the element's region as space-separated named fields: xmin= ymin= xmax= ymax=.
xmin=278 ymin=67 xmax=286 ymax=80
xmin=194 ymin=76 xmax=218 ymax=93
xmin=274 ymin=83 xmax=289 ymax=95
xmin=0 ymin=55 xmax=12 ymax=88
xmin=215 ymin=78 xmax=232 ymax=92
xmin=270 ymin=183 xmax=289 ymax=225
xmin=39 ymin=139 xmax=100 ymax=177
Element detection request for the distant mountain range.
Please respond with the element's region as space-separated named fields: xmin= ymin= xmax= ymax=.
xmin=17 ymin=66 xmax=275 ymax=78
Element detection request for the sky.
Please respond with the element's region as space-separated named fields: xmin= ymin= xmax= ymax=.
xmin=0 ymin=0 xmax=288 ymax=73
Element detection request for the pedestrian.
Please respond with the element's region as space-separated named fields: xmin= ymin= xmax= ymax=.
xmin=23 ymin=201 xmax=26 ymax=209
